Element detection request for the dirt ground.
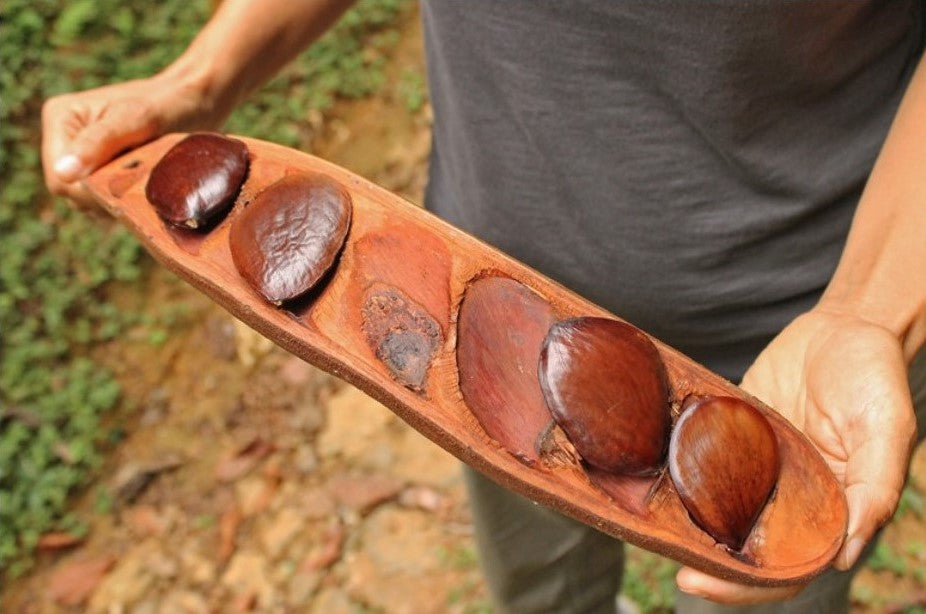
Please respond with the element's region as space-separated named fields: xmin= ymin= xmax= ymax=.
xmin=4 ymin=7 xmax=926 ymax=613
xmin=2 ymin=10 xmax=488 ymax=614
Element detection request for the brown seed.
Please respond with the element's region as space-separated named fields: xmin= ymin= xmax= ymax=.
xmin=457 ymin=277 xmax=556 ymax=464
xmin=538 ymin=317 xmax=670 ymax=475
xmin=668 ymin=395 xmax=780 ymax=550
xmin=229 ymin=173 xmax=351 ymax=304
xmin=145 ymin=133 xmax=248 ymax=229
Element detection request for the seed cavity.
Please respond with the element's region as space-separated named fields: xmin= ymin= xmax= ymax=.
xmin=457 ymin=276 xmax=556 ymax=464
xmin=361 ymin=283 xmax=442 ymax=391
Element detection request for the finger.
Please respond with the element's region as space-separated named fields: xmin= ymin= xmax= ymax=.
xmin=835 ymin=436 xmax=913 ymax=570
xmin=41 ymin=102 xmax=116 ymax=208
xmin=64 ymin=101 xmax=158 ymax=179
xmin=739 ymin=359 xmax=784 ymax=415
xmin=738 ymin=331 xmax=809 ymax=427
xmin=834 ymin=367 xmax=916 ymax=570
xmin=41 ymin=96 xmax=81 ymax=197
xmin=676 ymin=567 xmax=804 ymax=605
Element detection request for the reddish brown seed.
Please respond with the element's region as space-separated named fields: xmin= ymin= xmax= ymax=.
xmin=538 ymin=317 xmax=670 ymax=476
xmin=457 ymin=277 xmax=557 ymax=464
xmin=669 ymin=395 xmax=780 ymax=550
xmin=145 ymin=133 xmax=249 ymax=229
xmin=229 ymin=173 xmax=351 ymax=304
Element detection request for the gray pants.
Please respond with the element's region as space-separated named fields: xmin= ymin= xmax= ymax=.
xmin=465 ymin=350 xmax=926 ymax=614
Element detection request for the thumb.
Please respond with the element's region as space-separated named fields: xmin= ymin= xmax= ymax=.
xmin=836 ymin=479 xmax=905 ymax=571
xmin=54 ymin=105 xmax=158 ymax=183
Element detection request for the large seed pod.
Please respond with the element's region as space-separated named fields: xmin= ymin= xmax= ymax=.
xmin=145 ymin=132 xmax=248 ymax=229
xmin=539 ymin=317 xmax=670 ymax=475
xmin=669 ymin=395 xmax=780 ymax=550
xmin=229 ymin=173 xmax=351 ymax=304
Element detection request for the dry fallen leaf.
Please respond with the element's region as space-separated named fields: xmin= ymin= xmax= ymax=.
xmin=300 ymin=522 xmax=345 ymax=572
xmin=35 ymin=531 xmax=84 ymax=552
xmin=49 ymin=554 xmax=117 ymax=606
xmin=124 ymin=504 xmax=171 ymax=538
xmin=214 ymin=438 xmax=275 ymax=483
xmin=326 ymin=473 xmax=402 ymax=514
xmin=397 ymin=486 xmax=448 ymax=514
xmin=112 ymin=454 xmax=184 ymax=504
xmin=219 ymin=505 xmax=243 ymax=563
xmin=231 ymin=587 xmax=258 ymax=613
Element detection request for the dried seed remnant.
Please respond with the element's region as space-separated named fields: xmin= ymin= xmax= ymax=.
xmin=539 ymin=317 xmax=671 ymax=476
xmin=361 ymin=284 xmax=442 ymax=391
xmin=145 ymin=133 xmax=249 ymax=229
xmin=669 ymin=395 xmax=780 ymax=550
xmin=229 ymin=173 xmax=351 ymax=304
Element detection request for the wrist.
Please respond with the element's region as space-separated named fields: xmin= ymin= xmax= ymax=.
xmin=817 ymin=286 xmax=926 ymax=363
xmin=155 ymin=49 xmax=237 ymax=130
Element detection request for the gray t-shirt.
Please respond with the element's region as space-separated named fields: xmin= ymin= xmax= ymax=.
xmin=421 ymin=1 xmax=923 ymax=380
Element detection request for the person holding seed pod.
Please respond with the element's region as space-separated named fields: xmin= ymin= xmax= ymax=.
xmin=42 ymin=1 xmax=926 ymax=612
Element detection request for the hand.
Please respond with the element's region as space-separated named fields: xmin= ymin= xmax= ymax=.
xmin=41 ymin=0 xmax=357 ymax=207
xmin=675 ymin=308 xmax=917 ymax=605
xmin=41 ymin=72 xmax=225 ymax=205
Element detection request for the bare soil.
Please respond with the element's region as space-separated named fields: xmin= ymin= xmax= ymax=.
xmin=2 ymin=10 xmax=489 ymax=614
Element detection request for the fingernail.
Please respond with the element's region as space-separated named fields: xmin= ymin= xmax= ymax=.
xmin=839 ymin=536 xmax=865 ymax=570
xmin=675 ymin=569 xmax=706 ymax=597
xmin=54 ymin=155 xmax=83 ymax=180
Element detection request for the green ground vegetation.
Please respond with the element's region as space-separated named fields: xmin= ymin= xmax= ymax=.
xmin=0 ymin=0 xmax=410 ymax=575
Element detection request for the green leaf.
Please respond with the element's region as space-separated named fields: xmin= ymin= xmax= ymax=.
xmin=52 ymin=0 xmax=99 ymax=43
xmin=1 ymin=0 xmax=414 ymax=575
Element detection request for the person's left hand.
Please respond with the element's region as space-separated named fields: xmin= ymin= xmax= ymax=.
xmin=675 ymin=307 xmax=917 ymax=605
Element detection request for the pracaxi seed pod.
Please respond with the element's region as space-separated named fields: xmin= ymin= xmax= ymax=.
xmin=538 ymin=317 xmax=671 ymax=476
xmin=145 ymin=132 xmax=249 ymax=229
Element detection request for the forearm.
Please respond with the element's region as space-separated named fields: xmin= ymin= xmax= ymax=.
xmin=820 ymin=54 xmax=926 ymax=362
xmin=160 ymin=0 xmax=356 ymax=120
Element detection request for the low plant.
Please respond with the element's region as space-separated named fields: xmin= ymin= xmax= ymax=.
xmin=622 ymin=545 xmax=677 ymax=613
xmin=1 ymin=0 xmax=412 ymax=575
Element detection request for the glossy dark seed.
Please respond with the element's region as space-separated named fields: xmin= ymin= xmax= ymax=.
xmin=145 ymin=133 xmax=249 ymax=229
xmin=669 ymin=395 xmax=780 ymax=550
xmin=229 ymin=173 xmax=351 ymax=304
xmin=538 ymin=317 xmax=670 ymax=475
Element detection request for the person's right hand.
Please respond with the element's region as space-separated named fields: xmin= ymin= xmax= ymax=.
xmin=42 ymin=72 xmax=225 ymax=205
